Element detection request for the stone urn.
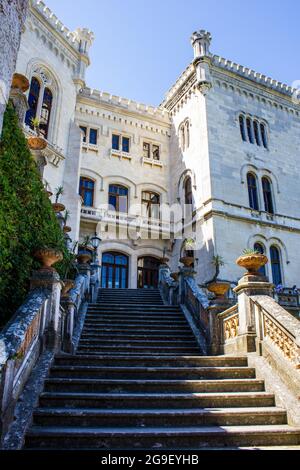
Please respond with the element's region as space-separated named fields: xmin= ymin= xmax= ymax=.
xmin=207 ymin=281 xmax=231 ymax=298
xmin=52 ymin=203 xmax=66 ymax=213
xmin=160 ymin=257 xmax=169 ymax=266
xmin=12 ymin=73 xmax=29 ymax=92
xmin=63 ymin=225 xmax=72 ymax=234
xmin=180 ymin=256 xmax=194 ymax=268
xmin=77 ymin=253 xmax=92 ymax=264
xmin=61 ymin=279 xmax=75 ymax=297
xmin=34 ymin=249 xmax=63 ymax=270
xmin=27 ymin=136 xmax=47 ymax=151
xmin=236 ymin=254 xmax=268 ymax=276
xmin=170 ymin=272 xmax=179 ymax=282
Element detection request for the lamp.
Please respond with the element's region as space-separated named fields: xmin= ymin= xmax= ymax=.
xmin=91 ymin=232 xmax=101 ymax=250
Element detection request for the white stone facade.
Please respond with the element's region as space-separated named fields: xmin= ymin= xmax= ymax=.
xmin=14 ymin=3 xmax=300 ymax=290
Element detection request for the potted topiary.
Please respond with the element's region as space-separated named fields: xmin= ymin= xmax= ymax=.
xmin=11 ymin=73 xmax=30 ymax=92
xmin=52 ymin=186 xmax=65 ymax=213
xmin=63 ymin=210 xmax=72 ymax=234
xmin=27 ymin=118 xmax=47 ymax=151
xmin=180 ymin=238 xmax=195 ymax=267
xmin=236 ymin=248 xmax=268 ymax=276
xmin=206 ymin=255 xmax=231 ymax=298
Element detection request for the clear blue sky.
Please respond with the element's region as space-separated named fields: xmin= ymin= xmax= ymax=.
xmin=45 ymin=0 xmax=299 ymax=106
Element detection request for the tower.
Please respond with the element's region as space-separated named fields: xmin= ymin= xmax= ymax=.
xmin=190 ymin=30 xmax=213 ymax=94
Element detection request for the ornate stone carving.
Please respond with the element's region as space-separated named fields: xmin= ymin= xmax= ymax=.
xmin=263 ymin=314 xmax=299 ymax=364
xmin=224 ymin=314 xmax=239 ymax=341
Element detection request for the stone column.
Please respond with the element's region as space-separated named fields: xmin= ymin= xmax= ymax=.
xmin=30 ymin=269 xmax=62 ymax=351
xmin=0 ymin=0 xmax=29 ymax=136
xmin=233 ymin=273 xmax=274 ymax=353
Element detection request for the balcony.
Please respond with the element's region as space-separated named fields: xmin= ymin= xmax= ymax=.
xmin=23 ymin=125 xmax=65 ymax=168
xmin=110 ymin=149 xmax=132 ymax=162
xmin=141 ymin=157 xmax=163 ymax=168
xmin=82 ymin=142 xmax=99 ymax=153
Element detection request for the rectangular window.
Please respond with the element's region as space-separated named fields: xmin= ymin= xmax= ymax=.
xmin=152 ymin=145 xmax=160 ymax=160
xmin=112 ymin=134 xmax=120 ymax=150
xmin=80 ymin=126 xmax=87 ymax=143
xmin=89 ymin=128 xmax=98 ymax=145
xmin=122 ymin=136 xmax=130 ymax=153
xmin=143 ymin=142 xmax=150 ymax=159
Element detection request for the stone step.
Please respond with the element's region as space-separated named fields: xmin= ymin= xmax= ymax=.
xmin=32 ymin=407 xmax=287 ymax=428
xmin=39 ymin=391 xmax=276 ymax=409
xmin=85 ymin=314 xmax=184 ymax=321
xmin=82 ymin=325 xmax=193 ymax=333
xmin=25 ymin=425 xmax=300 ymax=450
xmin=54 ymin=355 xmax=249 ymax=368
xmin=78 ymin=339 xmax=198 ymax=347
xmin=49 ymin=366 xmax=256 ymax=381
xmin=44 ymin=378 xmax=263 ymax=394
xmin=83 ymin=319 xmax=187 ymax=326
xmin=76 ymin=346 xmax=201 ymax=354
xmin=80 ymin=334 xmax=196 ymax=341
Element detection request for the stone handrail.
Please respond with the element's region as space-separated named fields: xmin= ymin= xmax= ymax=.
xmin=250 ymin=295 xmax=300 ymax=368
xmin=218 ymin=304 xmax=239 ymax=346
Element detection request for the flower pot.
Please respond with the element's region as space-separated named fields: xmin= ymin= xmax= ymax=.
xmin=27 ymin=136 xmax=47 ymax=150
xmin=77 ymin=253 xmax=92 ymax=264
xmin=180 ymin=256 xmax=194 ymax=267
xmin=61 ymin=279 xmax=75 ymax=297
xmin=207 ymin=281 xmax=231 ymax=298
xmin=236 ymin=254 xmax=268 ymax=275
xmin=160 ymin=257 xmax=169 ymax=265
xmin=34 ymin=249 xmax=63 ymax=270
xmin=63 ymin=225 xmax=72 ymax=233
xmin=78 ymin=246 xmax=95 ymax=255
xmin=170 ymin=272 xmax=179 ymax=282
xmin=52 ymin=203 xmax=66 ymax=213
xmin=12 ymin=73 xmax=29 ymax=92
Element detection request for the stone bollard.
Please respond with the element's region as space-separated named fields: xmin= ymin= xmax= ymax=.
xmin=233 ymin=272 xmax=274 ymax=354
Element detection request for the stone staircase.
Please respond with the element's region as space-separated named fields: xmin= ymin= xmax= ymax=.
xmin=24 ymin=289 xmax=300 ymax=449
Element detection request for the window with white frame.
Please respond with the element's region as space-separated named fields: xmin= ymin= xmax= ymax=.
xmin=143 ymin=142 xmax=160 ymax=161
xmin=80 ymin=126 xmax=98 ymax=146
xmin=112 ymin=134 xmax=130 ymax=153
xmin=179 ymin=119 xmax=190 ymax=152
xmin=239 ymin=113 xmax=268 ymax=149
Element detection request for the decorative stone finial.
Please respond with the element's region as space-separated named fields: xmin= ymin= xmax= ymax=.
xmin=191 ymin=30 xmax=212 ymax=59
xmin=74 ymin=28 xmax=95 ymax=55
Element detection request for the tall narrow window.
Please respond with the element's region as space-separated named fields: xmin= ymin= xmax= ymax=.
xmin=79 ymin=177 xmax=95 ymax=207
xmin=152 ymin=145 xmax=160 ymax=160
xmin=239 ymin=115 xmax=247 ymax=141
xmin=185 ymin=121 xmax=190 ymax=149
xmin=260 ymin=123 xmax=268 ymax=149
xmin=89 ymin=128 xmax=98 ymax=145
xmin=247 ymin=173 xmax=259 ymax=210
xmin=122 ymin=137 xmax=130 ymax=153
xmin=262 ymin=177 xmax=274 ymax=214
xmin=184 ymin=177 xmax=193 ymax=206
xmin=254 ymin=243 xmax=266 ymax=276
xmin=143 ymin=142 xmax=150 ymax=159
xmin=25 ymin=77 xmax=41 ymax=128
xmin=246 ymin=118 xmax=254 ymax=144
xmin=109 ymin=185 xmax=128 ymax=213
xmin=80 ymin=126 xmax=87 ymax=143
xmin=112 ymin=134 xmax=120 ymax=150
xmin=270 ymin=246 xmax=282 ymax=286
xmin=142 ymin=191 xmax=160 ymax=219
xmin=180 ymin=125 xmax=185 ymax=151
xmin=253 ymin=120 xmax=261 ymax=146
xmin=39 ymin=87 xmax=53 ymax=139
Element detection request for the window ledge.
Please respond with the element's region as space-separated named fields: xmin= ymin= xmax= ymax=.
xmin=110 ymin=149 xmax=132 ymax=161
xmin=82 ymin=142 xmax=99 ymax=153
xmin=142 ymin=157 xmax=163 ymax=168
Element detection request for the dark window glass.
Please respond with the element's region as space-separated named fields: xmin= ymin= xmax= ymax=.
xmin=142 ymin=191 xmax=160 ymax=219
xmin=108 ymin=185 xmax=128 ymax=213
xmin=101 ymin=252 xmax=129 ymax=289
xmin=260 ymin=123 xmax=268 ymax=149
xmin=184 ymin=177 xmax=193 ymax=206
xmin=79 ymin=177 xmax=94 ymax=207
xmin=143 ymin=142 xmax=150 ymax=158
xmin=39 ymin=87 xmax=53 ymax=139
xmin=152 ymin=145 xmax=160 ymax=160
xmin=270 ymin=246 xmax=282 ymax=286
xmin=122 ymin=137 xmax=130 ymax=153
xmin=138 ymin=257 xmax=160 ymax=289
xmin=262 ymin=177 xmax=274 ymax=214
xmin=239 ymin=115 xmax=247 ymax=142
xmin=80 ymin=126 xmax=87 ymax=143
xmin=89 ymin=128 xmax=98 ymax=145
xmin=247 ymin=173 xmax=259 ymax=210
xmin=25 ymin=77 xmax=41 ymax=128
xmin=246 ymin=118 xmax=254 ymax=144
xmin=112 ymin=134 xmax=120 ymax=150
xmin=253 ymin=121 xmax=261 ymax=146
xmin=254 ymin=243 xmax=266 ymax=276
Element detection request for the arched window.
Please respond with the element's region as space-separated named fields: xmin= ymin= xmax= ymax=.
xmin=262 ymin=177 xmax=274 ymax=214
xmin=180 ymin=124 xmax=185 ymax=151
xmin=239 ymin=115 xmax=247 ymax=141
xmin=247 ymin=173 xmax=259 ymax=210
xmin=253 ymin=120 xmax=261 ymax=146
xmin=184 ymin=177 xmax=193 ymax=206
xmin=109 ymin=185 xmax=128 ymax=213
xmin=260 ymin=123 xmax=268 ymax=149
xmin=185 ymin=120 xmax=190 ymax=149
xmin=25 ymin=77 xmax=41 ymax=128
xmin=246 ymin=117 xmax=254 ymax=144
xmin=79 ymin=177 xmax=95 ymax=207
xmin=270 ymin=246 xmax=282 ymax=286
xmin=142 ymin=191 xmax=160 ymax=219
xmin=254 ymin=243 xmax=266 ymax=276
xmin=39 ymin=88 xmax=53 ymax=139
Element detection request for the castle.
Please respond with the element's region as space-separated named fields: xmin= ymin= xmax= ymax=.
xmin=15 ymin=0 xmax=300 ymax=291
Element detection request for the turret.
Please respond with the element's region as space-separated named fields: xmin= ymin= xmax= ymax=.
xmin=191 ymin=30 xmax=212 ymax=59
xmin=190 ymin=29 xmax=213 ymax=94
xmin=73 ymin=28 xmax=95 ymax=90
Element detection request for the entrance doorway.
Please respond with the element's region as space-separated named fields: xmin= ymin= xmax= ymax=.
xmin=101 ymin=252 xmax=129 ymax=289
xmin=137 ymin=257 xmax=160 ymax=289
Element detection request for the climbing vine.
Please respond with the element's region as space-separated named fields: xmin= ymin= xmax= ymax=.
xmin=0 ymin=102 xmax=67 ymax=326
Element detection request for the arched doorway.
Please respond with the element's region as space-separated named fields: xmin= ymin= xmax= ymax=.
xmin=138 ymin=257 xmax=160 ymax=289
xmin=101 ymin=252 xmax=129 ymax=289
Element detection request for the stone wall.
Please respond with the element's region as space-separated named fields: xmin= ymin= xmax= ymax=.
xmin=0 ymin=0 xmax=29 ymax=136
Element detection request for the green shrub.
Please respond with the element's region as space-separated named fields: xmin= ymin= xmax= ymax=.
xmin=0 ymin=102 xmax=68 ymax=326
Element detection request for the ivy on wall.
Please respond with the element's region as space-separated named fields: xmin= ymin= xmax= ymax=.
xmin=0 ymin=102 xmax=67 ymax=326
